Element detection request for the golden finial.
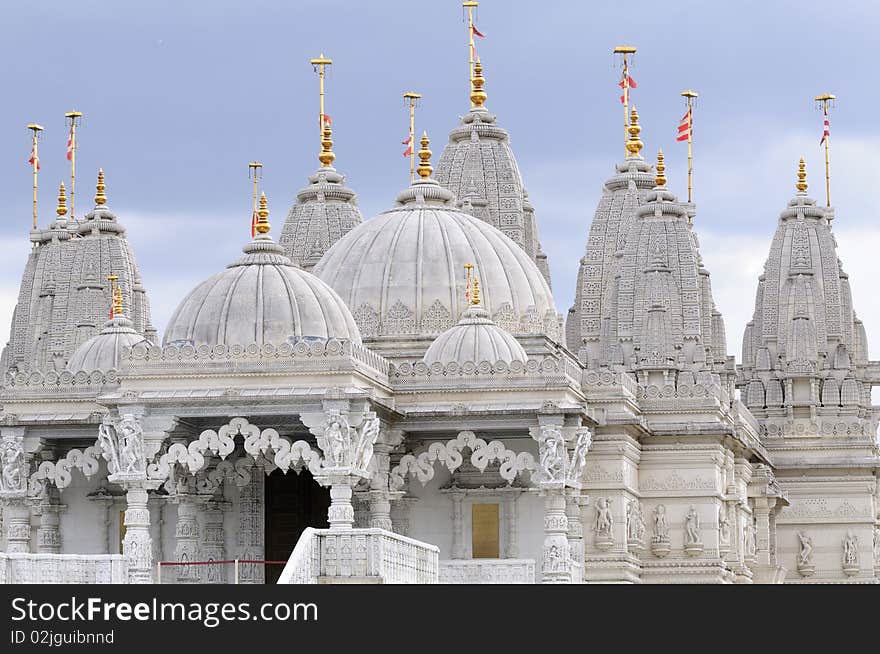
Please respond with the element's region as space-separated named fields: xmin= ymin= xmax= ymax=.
xmin=655 ymin=149 xmax=667 ymax=188
xmin=471 ymin=275 xmax=481 ymax=306
xmin=625 ymin=106 xmax=643 ymax=158
xmin=255 ymin=191 xmax=271 ymax=234
xmin=796 ymin=157 xmax=808 ymax=193
xmin=107 ymin=274 xmax=119 ymax=319
xmin=113 ymin=285 xmax=124 ymax=317
xmin=417 ymin=131 xmax=433 ymax=179
xmin=471 ymin=57 xmax=487 ymax=108
xmin=56 ymin=182 xmax=68 ymax=217
xmin=318 ymin=123 xmax=335 ymax=168
xmin=94 ymin=168 xmax=107 ymax=205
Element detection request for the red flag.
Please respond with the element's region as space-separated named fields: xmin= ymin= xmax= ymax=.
xmin=402 ymin=145 xmax=413 ymax=157
xmin=819 ymin=107 xmax=830 ymax=145
xmin=402 ymin=135 xmax=412 ymax=145
xmin=677 ymin=108 xmax=692 ymax=142
xmin=66 ymin=127 xmax=74 ymax=161
xmin=472 ymin=25 xmax=485 ymax=38
xmin=251 ymin=210 xmax=258 ymax=238
xmin=28 ymin=145 xmax=40 ymax=170
xmin=618 ymin=75 xmax=636 ymax=103
xmin=323 ymin=114 xmax=332 ymax=125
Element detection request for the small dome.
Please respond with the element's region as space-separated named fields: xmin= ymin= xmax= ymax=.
xmin=313 ymin=178 xmax=558 ymax=341
xmin=423 ymin=305 xmax=527 ymax=366
xmin=164 ymin=236 xmax=362 ymax=347
xmin=67 ymin=316 xmax=150 ymax=373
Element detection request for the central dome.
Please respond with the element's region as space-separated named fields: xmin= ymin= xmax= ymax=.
xmin=164 ymin=236 xmax=361 ymax=348
xmin=313 ymin=175 xmax=558 ymax=342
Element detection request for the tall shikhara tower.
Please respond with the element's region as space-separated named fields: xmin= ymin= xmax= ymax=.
xmin=1 ymin=170 xmax=155 ymax=378
xmin=738 ymin=160 xmax=880 ymax=582
xmin=435 ymin=59 xmax=552 ymax=289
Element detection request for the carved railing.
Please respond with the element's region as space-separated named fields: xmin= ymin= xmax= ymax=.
xmin=0 ymin=553 xmax=127 ymax=584
xmin=389 ymin=356 xmax=581 ymax=387
xmin=277 ymin=528 xmax=439 ymax=584
xmin=439 ymin=559 xmax=536 ymax=584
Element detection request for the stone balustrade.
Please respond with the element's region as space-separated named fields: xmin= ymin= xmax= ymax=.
xmin=439 ymin=558 xmax=536 ymax=584
xmin=0 ymin=553 xmax=127 ymax=584
xmin=278 ymin=527 xmax=439 ymax=584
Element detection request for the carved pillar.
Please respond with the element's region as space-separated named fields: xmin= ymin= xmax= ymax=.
xmin=2 ymin=500 xmax=32 ymax=553
xmin=566 ymin=493 xmax=584 ymax=574
xmin=202 ymin=496 xmax=228 ymax=584
xmin=390 ymin=496 xmax=416 ymax=537
xmin=542 ymin=490 xmax=571 ymax=584
xmin=35 ymin=488 xmax=63 ymax=554
xmin=326 ymin=475 xmax=355 ymax=531
xmin=503 ymin=493 xmax=519 ymax=559
xmin=173 ymin=491 xmax=202 ymax=583
xmin=148 ymin=494 xmax=165 ymax=568
xmin=753 ymin=499 xmax=772 ymax=568
xmin=368 ymin=445 xmax=393 ymax=531
xmin=121 ymin=482 xmax=154 ymax=584
xmin=450 ymin=491 xmax=467 ymax=559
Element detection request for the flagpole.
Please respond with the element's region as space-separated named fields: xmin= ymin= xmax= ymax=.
xmin=310 ymin=54 xmax=333 ymax=141
xmin=27 ymin=123 xmax=44 ymax=231
xmin=464 ymin=1 xmax=478 ymax=96
xmin=614 ymin=46 xmax=637 ymax=159
xmin=815 ymin=93 xmax=835 ymax=207
xmin=64 ymin=111 xmax=82 ymax=222
xmin=403 ymin=92 xmax=421 ymax=184
xmin=248 ymin=161 xmax=263 ymax=238
xmin=681 ymin=90 xmax=698 ymax=203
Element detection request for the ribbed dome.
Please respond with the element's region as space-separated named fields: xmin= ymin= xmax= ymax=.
xmin=313 ymin=178 xmax=558 ymax=341
xmin=164 ymin=236 xmax=361 ymax=347
xmin=67 ymin=316 xmax=149 ymax=373
xmin=423 ymin=305 xmax=527 ymax=366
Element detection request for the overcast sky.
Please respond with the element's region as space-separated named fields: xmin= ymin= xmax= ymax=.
xmin=1 ymin=0 xmax=878 ymax=362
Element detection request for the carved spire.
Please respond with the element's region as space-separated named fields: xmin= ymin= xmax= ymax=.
xmin=625 ymin=106 xmax=643 ymax=158
xmin=94 ymin=168 xmax=107 ymax=206
xmin=417 ymin=131 xmax=433 ymax=179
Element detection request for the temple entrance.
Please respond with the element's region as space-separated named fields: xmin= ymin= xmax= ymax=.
xmin=264 ymin=468 xmax=329 ymax=584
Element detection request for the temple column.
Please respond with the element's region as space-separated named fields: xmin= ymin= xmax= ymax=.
xmin=566 ymin=492 xmax=585 ymax=577
xmin=450 ymin=491 xmax=467 ymax=559
xmin=35 ymin=488 xmax=63 ymax=554
xmin=148 ymin=494 xmax=165 ymax=568
xmin=390 ymin=496 xmax=417 ymax=537
xmin=541 ymin=490 xmax=571 ymax=584
xmin=173 ymin=490 xmax=202 ymax=583
xmin=2 ymin=501 xmax=32 ymax=553
xmin=367 ymin=445 xmax=393 ymax=531
xmin=503 ymin=493 xmax=519 ymax=559
xmin=753 ymin=499 xmax=772 ymax=568
xmin=202 ymin=495 xmax=229 ymax=584
xmin=121 ymin=482 xmax=154 ymax=584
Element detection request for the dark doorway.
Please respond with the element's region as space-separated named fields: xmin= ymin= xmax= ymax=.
xmin=264 ymin=468 xmax=329 ymax=584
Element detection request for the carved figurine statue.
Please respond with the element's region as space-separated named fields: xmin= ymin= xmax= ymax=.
xmin=117 ymin=414 xmax=145 ymax=474
xmin=322 ymin=412 xmax=352 ymax=468
xmin=843 ymin=531 xmax=859 ymax=566
xmin=743 ymin=518 xmax=757 ymax=557
xmin=684 ymin=505 xmax=701 ymax=546
xmin=567 ymin=428 xmax=591 ymax=484
xmin=797 ymin=531 xmax=814 ymax=567
xmin=98 ymin=422 xmax=122 ymax=475
xmin=594 ymin=497 xmax=613 ymax=538
xmin=653 ymin=504 xmax=669 ymax=541
xmin=352 ymin=413 xmax=380 ymax=472
xmin=0 ymin=437 xmax=25 ymax=493
xmin=538 ymin=426 xmax=566 ymax=483
xmin=718 ymin=505 xmax=731 ymax=545
xmin=626 ymin=500 xmax=646 ymax=542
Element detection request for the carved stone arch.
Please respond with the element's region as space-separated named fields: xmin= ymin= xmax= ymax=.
xmin=28 ymin=445 xmax=103 ymax=495
xmin=389 ymin=430 xmax=535 ymax=490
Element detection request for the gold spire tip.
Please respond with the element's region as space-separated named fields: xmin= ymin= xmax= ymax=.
xmin=796 ymin=157 xmax=808 ymax=193
xmin=56 ymin=182 xmax=67 ymax=217
xmin=470 ymin=57 xmax=487 ymax=108
xmin=471 ymin=275 xmax=481 ymax=306
xmin=625 ymin=106 xmax=643 ymax=158
xmin=655 ymin=149 xmax=667 ymax=188
xmin=255 ymin=191 xmax=271 ymax=234
xmin=681 ymin=89 xmax=699 ymax=98
xmin=318 ymin=123 xmax=335 ymax=168
xmin=113 ymin=285 xmax=124 ymax=317
xmin=417 ymin=131 xmax=433 ymax=179
xmin=814 ymin=93 xmax=836 ymax=102
xmin=94 ymin=168 xmax=107 ymax=205
xmin=613 ymin=45 xmax=637 ymax=54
